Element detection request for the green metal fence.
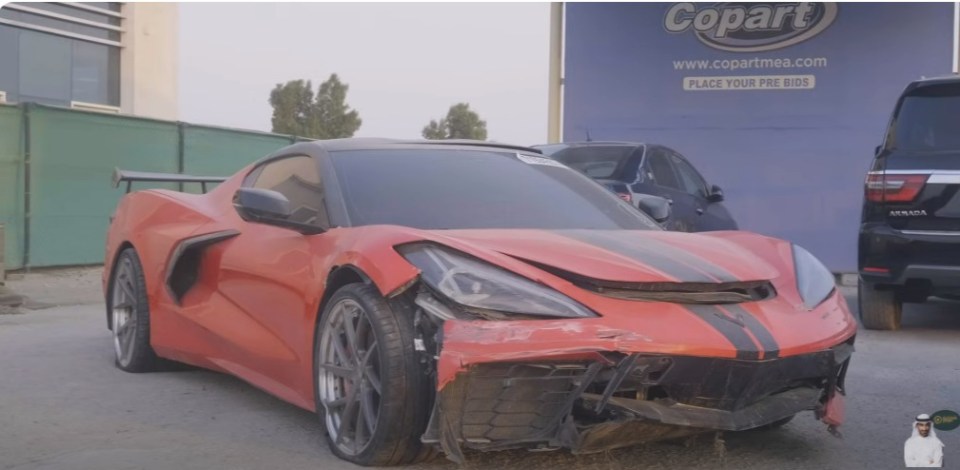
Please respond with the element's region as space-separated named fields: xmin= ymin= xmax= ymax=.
xmin=0 ymin=105 xmax=25 ymax=271
xmin=0 ymin=103 xmax=303 ymax=269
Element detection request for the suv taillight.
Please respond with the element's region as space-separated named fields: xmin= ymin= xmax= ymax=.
xmin=865 ymin=173 xmax=928 ymax=202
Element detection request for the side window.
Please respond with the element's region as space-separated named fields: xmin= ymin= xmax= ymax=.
xmin=670 ymin=154 xmax=708 ymax=197
xmin=250 ymin=155 xmax=328 ymax=227
xmin=647 ymin=149 xmax=681 ymax=190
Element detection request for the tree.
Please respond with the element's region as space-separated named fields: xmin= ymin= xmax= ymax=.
xmin=421 ymin=103 xmax=487 ymax=140
xmin=269 ymin=74 xmax=362 ymax=139
xmin=269 ymin=79 xmax=316 ymax=138
xmin=312 ymin=74 xmax=362 ymax=139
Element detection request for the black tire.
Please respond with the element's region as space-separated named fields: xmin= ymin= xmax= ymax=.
xmin=858 ymin=281 xmax=902 ymax=330
xmin=107 ymin=248 xmax=160 ymax=372
xmin=313 ymin=283 xmax=435 ymax=466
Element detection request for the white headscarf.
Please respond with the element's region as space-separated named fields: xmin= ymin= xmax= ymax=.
xmin=911 ymin=414 xmax=941 ymax=440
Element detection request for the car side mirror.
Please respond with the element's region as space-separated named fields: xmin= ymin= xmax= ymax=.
xmin=706 ymin=184 xmax=724 ymax=203
xmin=636 ymin=195 xmax=671 ymax=223
xmin=235 ymin=187 xmax=291 ymax=219
xmin=234 ymin=188 xmax=324 ymax=234
xmin=874 ymin=145 xmax=882 ymax=156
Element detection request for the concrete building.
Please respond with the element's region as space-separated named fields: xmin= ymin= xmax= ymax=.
xmin=0 ymin=2 xmax=178 ymax=120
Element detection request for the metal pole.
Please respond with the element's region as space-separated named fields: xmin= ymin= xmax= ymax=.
xmin=953 ymin=2 xmax=959 ymax=73
xmin=0 ymin=223 xmax=5 ymax=283
xmin=177 ymin=122 xmax=185 ymax=191
xmin=547 ymin=2 xmax=564 ymax=143
xmin=21 ymin=103 xmax=31 ymax=270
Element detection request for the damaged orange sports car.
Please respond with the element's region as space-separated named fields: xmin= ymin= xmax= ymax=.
xmin=103 ymin=139 xmax=855 ymax=466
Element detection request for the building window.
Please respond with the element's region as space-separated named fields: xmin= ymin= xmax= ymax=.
xmin=73 ymin=41 xmax=120 ymax=105
xmin=0 ymin=3 xmax=121 ymax=108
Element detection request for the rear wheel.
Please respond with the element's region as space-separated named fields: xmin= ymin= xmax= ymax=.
xmin=108 ymin=248 xmax=160 ymax=372
xmin=314 ymin=283 xmax=434 ymax=466
xmin=858 ymin=281 xmax=902 ymax=330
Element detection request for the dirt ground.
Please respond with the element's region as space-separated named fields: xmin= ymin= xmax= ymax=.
xmin=2 ymin=266 xmax=104 ymax=310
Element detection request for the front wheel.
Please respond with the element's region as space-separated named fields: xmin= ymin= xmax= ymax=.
xmin=314 ymin=283 xmax=434 ymax=466
xmin=858 ymin=281 xmax=902 ymax=330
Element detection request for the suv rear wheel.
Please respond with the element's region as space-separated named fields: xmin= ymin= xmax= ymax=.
xmin=858 ymin=281 xmax=902 ymax=330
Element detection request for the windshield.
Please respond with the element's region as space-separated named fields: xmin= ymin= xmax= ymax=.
xmin=892 ymin=84 xmax=960 ymax=151
xmin=548 ymin=146 xmax=640 ymax=179
xmin=329 ymin=149 xmax=660 ymax=230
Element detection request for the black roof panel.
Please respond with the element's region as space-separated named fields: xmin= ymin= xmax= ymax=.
xmin=304 ymin=138 xmax=542 ymax=154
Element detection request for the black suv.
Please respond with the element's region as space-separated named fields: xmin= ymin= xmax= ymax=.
xmin=859 ymin=75 xmax=960 ymax=330
xmin=533 ymin=142 xmax=738 ymax=232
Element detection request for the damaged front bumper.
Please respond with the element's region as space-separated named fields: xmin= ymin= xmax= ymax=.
xmin=423 ymin=340 xmax=853 ymax=462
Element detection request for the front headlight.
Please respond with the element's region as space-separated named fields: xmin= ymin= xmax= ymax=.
xmin=792 ymin=244 xmax=836 ymax=309
xmin=397 ymin=243 xmax=596 ymax=319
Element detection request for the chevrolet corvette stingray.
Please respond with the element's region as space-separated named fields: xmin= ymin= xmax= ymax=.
xmin=103 ymin=138 xmax=855 ymax=466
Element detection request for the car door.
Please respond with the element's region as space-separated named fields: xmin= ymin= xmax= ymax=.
xmin=669 ymin=152 xmax=737 ymax=231
xmin=638 ymin=147 xmax=697 ymax=231
xmin=668 ymin=151 xmax=710 ymax=232
xmin=215 ymin=154 xmax=331 ymax=401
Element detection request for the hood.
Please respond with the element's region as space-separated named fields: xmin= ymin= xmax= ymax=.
xmin=429 ymin=229 xmax=780 ymax=284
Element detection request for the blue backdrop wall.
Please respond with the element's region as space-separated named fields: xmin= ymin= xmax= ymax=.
xmin=563 ymin=2 xmax=955 ymax=271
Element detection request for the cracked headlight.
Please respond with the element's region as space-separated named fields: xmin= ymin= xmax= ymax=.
xmin=793 ymin=244 xmax=836 ymax=309
xmin=397 ymin=243 xmax=596 ymax=319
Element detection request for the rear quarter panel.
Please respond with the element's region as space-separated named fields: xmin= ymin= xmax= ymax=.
xmin=102 ymin=188 xmax=226 ymax=322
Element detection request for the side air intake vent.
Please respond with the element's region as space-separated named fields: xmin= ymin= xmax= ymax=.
xmin=166 ymin=230 xmax=239 ymax=304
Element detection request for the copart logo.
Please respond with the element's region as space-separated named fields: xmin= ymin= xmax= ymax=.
xmin=665 ymin=2 xmax=838 ymax=53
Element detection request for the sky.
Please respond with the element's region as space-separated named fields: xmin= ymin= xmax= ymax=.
xmin=178 ymin=3 xmax=551 ymax=145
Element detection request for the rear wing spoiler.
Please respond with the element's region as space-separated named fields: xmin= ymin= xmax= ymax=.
xmin=113 ymin=168 xmax=227 ymax=193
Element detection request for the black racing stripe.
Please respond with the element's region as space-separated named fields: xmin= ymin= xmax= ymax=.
xmin=558 ymin=230 xmax=715 ymax=283
xmin=722 ymin=304 xmax=780 ymax=359
xmin=637 ymin=236 xmax=740 ymax=283
xmin=686 ymin=304 xmax=761 ymax=360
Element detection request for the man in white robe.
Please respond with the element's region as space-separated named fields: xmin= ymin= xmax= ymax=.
xmin=905 ymin=414 xmax=944 ymax=467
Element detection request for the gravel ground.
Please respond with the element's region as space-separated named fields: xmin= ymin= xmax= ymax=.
xmin=0 ymin=271 xmax=958 ymax=470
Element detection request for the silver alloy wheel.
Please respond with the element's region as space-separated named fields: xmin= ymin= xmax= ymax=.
xmin=317 ymin=298 xmax=383 ymax=456
xmin=111 ymin=256 xmax=138 ymax=367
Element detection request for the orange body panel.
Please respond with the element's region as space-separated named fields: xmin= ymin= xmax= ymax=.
xmin=104 ymin=165 xmax=857 ymax=414
xmin=437 ymin=288 xmax=853 ymax=389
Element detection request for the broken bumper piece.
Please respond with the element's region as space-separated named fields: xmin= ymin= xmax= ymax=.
xmin=425 ymin=342 xmax=853 ymax=462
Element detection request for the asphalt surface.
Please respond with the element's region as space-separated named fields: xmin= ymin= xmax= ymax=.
xmin=1 ymin=287 xmax=959 ymax=470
